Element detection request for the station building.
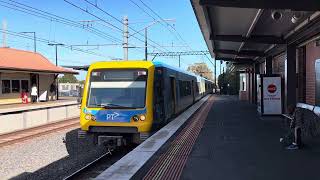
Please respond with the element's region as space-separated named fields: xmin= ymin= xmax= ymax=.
xmin=0 ymin=47 xmax=77 ymax=105
xmin=191 ymin=0 xmax=320 ymax=112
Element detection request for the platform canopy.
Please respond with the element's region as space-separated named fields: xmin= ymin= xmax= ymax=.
xmin=0 ymin=48 xmax=78 ymax=74
xmin=191 ymin=0 xmax=320 ymax=65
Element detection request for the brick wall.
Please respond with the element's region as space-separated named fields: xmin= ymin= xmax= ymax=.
xmin=272 ymin=53 xmax=286 ymax=77
xmin=305 ymin=42 xmax=319 ymax=105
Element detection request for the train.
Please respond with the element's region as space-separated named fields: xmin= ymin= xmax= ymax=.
xmin=79 ymin=60 xmax=214 ymax=148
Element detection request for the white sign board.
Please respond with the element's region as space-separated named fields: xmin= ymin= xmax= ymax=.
xmin=263 ymin=77 xmax=282 ymax=115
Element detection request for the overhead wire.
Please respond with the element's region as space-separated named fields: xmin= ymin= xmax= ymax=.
xmin=0 ymin=29 xmax=109 ymax=58
xmin=137 ymin=0 xmax=193 ymax=51
xmin=129 ymin=0 xmax=185 ymax=52
xmin=80 ymin=0 xmax=169 ymax=53
xmin=129 ymin=0 xmax=206 ymax=67
xmin=0 ymin=0 xmax=123 ymax=44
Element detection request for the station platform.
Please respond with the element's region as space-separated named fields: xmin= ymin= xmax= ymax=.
xmin=0 ymin=97 xmax=79 ymax=135
xmin=96 ymin=95 xmax=320 ymax=180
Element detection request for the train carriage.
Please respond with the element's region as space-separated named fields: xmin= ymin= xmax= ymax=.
xmin=79 ymin=60 xmax=213 ymax=148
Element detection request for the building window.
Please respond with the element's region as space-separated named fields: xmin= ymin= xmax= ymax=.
xmin=11 ymin=80 xmax=20 ymax=93
xmin=2 ymin=80 xmax=11 ymax=94
xmin=21 ymin=80 xmax=29 ymax=93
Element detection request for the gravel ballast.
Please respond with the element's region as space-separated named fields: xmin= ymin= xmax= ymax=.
xmin=0 ymin=128 xmax=107 ymax=180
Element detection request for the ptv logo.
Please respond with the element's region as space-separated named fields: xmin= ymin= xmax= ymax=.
xmin=106 ymin=112 xmax=120 ymax=120
xmin=267 ymin=84 xmax=277 ymax=94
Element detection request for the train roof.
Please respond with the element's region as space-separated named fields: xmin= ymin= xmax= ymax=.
xmin=153 ymin=61 xmax=214 ymax=83
xmin=81 ymin=60 xmax=214 ymax=83
xmin=153 ymin=61 xmax=196 ymax=77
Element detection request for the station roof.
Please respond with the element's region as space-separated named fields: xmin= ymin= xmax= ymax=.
xmin=0 ymin=48 xmax=78 ymax=74
xmin=191 ymin=0 xmax=320 ymax=66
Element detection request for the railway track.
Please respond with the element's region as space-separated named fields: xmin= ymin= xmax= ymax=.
xmin=0 ymin=118 xmax=79 ymax=148
xmin=63 ymin=147 xmax=134 ymax=180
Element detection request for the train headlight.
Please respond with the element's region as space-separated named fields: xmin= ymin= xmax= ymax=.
xmin=139 ymin=114 xmax=146 ymax=121
xmin=85 ymin=114 xmax=91 ymax=120
xmin=132 ymin=115 xmax=139 ymax=122
xmin=85 ymin=114 xmax=96 ymax=121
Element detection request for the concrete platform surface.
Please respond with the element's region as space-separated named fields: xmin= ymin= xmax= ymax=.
xmin=180 ymin=95 xmax=320 ymax=180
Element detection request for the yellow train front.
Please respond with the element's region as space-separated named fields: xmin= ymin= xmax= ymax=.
xmin=79 ymin=60 xmax=213 ymax=148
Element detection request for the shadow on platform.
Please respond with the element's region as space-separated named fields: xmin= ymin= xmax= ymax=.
xmin=179 ymin=95 xmax=320 ymax=180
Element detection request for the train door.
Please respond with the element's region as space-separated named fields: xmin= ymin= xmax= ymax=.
xmin=192 ymin=80 xmax=195 ymax=103
xmin=153 ymin=68 xmax=165 ymax=125
xmin=170 ymin=76 xmax=177 ymax=114
xmin=316 ymin=59 xmax=320 ymax=106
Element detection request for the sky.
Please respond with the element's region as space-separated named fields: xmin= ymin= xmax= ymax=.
xmin=0 ymin=0 xmax=225 ymax=80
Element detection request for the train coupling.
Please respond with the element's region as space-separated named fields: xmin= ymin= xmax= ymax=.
xmin=98 ymin=135 xmax=124 ymax=149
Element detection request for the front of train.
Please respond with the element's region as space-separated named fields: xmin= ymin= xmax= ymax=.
xmin=80 ymin=61 xmax=154 ymax=148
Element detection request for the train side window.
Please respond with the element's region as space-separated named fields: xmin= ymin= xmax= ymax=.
xmin=179 ymin=80 xmax=192 ymax=97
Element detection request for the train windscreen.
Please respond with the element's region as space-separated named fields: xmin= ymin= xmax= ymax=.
xmin=87 ymin=69 xmax=148 ymax=109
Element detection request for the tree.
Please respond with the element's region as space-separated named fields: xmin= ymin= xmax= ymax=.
xmin=58 ymin=74 xmax=79 ymax=83
xmin=218 ymin=71 xmax=239 ymax=95
xmin=187 ymin=62 xmax=214 ymax=81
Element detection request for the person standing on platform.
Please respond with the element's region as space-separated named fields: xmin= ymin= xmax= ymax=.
xmin=285 ymin=105 xmax=304 ymax=150
xmin=31 ymin=84 xmax=38 ymax=103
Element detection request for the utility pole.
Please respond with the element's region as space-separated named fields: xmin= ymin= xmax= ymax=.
xmin=178 ymin=55 xmax=181 ymax=68
xmin=21 ymin=32 xmax=36 ymax=52
xmin=129 ymin=19 xmax=175 ymax=61
xmin=123 ymin=16 xmax=129 ymax=60
xmin=48 ymin=43 xmax=64 ymax=100
xmin=145 ymin=28 xmax=148 ymax=60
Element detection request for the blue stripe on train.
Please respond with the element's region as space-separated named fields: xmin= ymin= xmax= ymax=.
xmin=84 ymin=108 xmax=146 ymax=123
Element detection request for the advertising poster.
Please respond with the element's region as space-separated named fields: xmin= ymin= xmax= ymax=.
xmin=263 ymin=76 xmax=282 ymax=115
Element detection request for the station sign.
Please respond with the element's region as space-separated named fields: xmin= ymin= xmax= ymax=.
xmin=262 ymin=76 xmax=282 ymax=115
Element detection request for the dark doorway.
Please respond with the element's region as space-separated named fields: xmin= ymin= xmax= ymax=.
xmin=30 ymin=73 xmax=39 ymax=98
xmin=170 ymin=76 xmax=177 ymax=115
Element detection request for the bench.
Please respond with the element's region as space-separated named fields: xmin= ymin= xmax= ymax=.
xmin=282 ymin=103 xmax=320 ymax=139
xmin=282 ymin=103 xmax=320 ymax=119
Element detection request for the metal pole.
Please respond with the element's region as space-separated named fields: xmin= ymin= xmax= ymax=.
xmin=215 ymin=58 xmax=217 ymax=93
xmin=55 ymin=45 xmax=59 ymax=100
xmin=48 ymin=43 xmax=64 ymax=100
xmin=220 ymin=60 xmax=222 ymax=75
xmin=33 ymin=32 xmax=36 ymax=53
xmin=145 ymin=28 xmax=148 ymax=61
xmin=179 ymin=55 xmax=181 ymax=68
xmin=55 ymin=45 xmax=58 ymax=66
xmin=123 ymin=16 xmax=129 ymax=60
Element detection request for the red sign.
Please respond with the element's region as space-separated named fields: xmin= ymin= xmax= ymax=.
xmin=267 ymin=84 xmax=277 ymax=94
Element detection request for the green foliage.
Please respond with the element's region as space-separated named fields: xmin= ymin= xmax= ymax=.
xmin=58 ymin=74 xmax=79 ymax=83
xmin=187 ymin=62 xmax=214 ymax=81
xmin=218 ymin=71 xmax=239 ymax=95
